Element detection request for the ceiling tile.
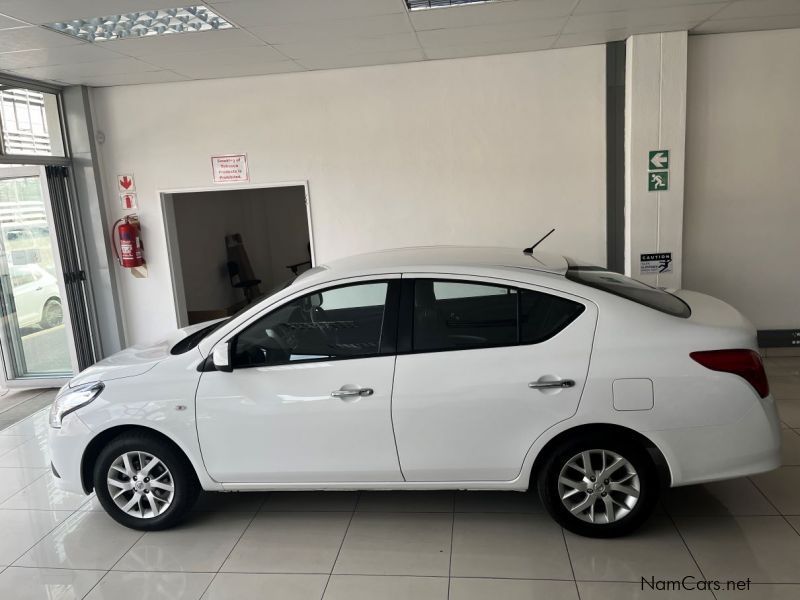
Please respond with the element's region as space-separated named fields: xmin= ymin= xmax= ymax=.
xmin=209 ymin=0 xmax=405 ymax=28
xmin=425 ymin=35 xmax=557 ymax=59
xmin=0 ymin=43 xmax=127 ymax=69
xmin=0 ymin=26 xmax=85 ymax=52
xmin=249 ymin=13 xmax=414 ymax=44
xmin=553 ymin=28 xmax=628 ymax=47
xmin=0 ymin=13 xmax=26 ymax=28
xmin=275 ymin=32 xmax=421 ymax=60
xmin=171 ymin=60 xmax=304 ymax=79
xmin=101 ymin=28 xmax=263 ymax=57
xmin=295 ymin=48 xmax=425 ymax=70
xmin=0 ymin=0 xmax=172 ymax=24
xmin=563 ymin=3 xmax=727 ymax=33
xmin=139 ymin=45 xmax=288 ymax=70
xmin=574 ymin=0 xmax=728 ymax=13
xmin=417 ymin=17 xmax=567 ymax=47
xmin=411 ymin=0 xmax=576 ymax=30
xmin=12 ymin=57 xmax=161 ymax=81
xmin=693 ymin=12 xmax=800 ymax=32
xmin=67 ymin=70 xmax=190 ymax=87
xmin=712 ymin=0 xmax=800 ymax=19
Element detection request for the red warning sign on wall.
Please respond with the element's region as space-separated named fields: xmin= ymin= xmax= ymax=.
xmin=117 ymin=174 xmax=135 ymax=192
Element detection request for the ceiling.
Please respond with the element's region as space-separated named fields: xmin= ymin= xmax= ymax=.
xmin=0 ymin=0 xmax=798 ymax=87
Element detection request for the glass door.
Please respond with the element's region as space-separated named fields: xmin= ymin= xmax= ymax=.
xmin=0 ymin=164 xmax=77 ymax=384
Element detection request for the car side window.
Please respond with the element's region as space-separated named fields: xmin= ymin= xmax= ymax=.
xmin=412 ymin=280 xmax=585 ymax=353
xmin=232 ymin=281 xmax=389 ymax=368
xmin=413 ymin=280 xmax=517 ymax=352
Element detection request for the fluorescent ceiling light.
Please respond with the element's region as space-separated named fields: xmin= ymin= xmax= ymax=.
xmin=43 ymin=6 xmax=233 ymax=42
xmin=407 ymin=0 xmax=497 ymax=10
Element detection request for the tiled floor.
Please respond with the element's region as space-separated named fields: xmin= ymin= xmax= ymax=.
xmin=0 ymin=357 xmax=797 ymax=599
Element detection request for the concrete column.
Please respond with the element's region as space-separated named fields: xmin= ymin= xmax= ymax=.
xmin=624 ymin=31 xmax=687 ymax=289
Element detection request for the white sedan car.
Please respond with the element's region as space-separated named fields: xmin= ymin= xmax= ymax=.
xmin=48 ymin=247 xmax=780 ymax=537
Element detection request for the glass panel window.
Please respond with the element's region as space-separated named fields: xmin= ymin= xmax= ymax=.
xmin=0 ymin=88 xmax=65 ymax=157
xmin=232 ymin=282 xmax=389 ymax=368
xmin=519 ymin=289 xmax=585 ymax=344
xmin=413 ymin=280 xmax=517 ymax=352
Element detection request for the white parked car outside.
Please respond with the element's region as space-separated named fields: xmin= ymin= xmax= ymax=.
xmin=10 ymin=263 xmax=63 ymax=329
xmin=48 ymin=246 xmax=780 ymax=537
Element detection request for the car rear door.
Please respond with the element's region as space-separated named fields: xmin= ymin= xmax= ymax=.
xmin=391 ymin=275 xmax=597 ymax=482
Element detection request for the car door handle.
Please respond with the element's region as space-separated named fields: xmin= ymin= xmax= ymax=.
xmin=528 ymin=379 xmax=575 ymax=389
xmin=331 ymin=387 xmax=374 ymax=398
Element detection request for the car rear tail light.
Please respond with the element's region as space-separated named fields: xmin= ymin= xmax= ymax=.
xmin=690 ymin=349 xmax=769 ymax=398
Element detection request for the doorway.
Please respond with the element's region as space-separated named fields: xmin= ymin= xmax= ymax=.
xmin=164 ymin=184 xmax=313 ymax=327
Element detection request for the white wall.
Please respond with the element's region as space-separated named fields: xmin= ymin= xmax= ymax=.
xmin=171 ymin=186 xmax=309 ymax=315
xmin=91 ymin=46 xmax=606 ymax=345
xmin=684 ymin=30 xmax=800 ymax=330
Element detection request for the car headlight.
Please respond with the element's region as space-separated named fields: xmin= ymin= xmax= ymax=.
xmin=49 ymin=382 xmax=104 ymax=429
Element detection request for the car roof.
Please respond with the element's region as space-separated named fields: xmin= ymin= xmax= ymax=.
xmin=299 ymin=246 xmax=568 ymax=281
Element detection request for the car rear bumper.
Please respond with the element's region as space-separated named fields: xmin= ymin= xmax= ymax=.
xmin=48 ymin=413 xmax=93 ymax=496
xmin=647 ymin=394 xmax=781 ymax=487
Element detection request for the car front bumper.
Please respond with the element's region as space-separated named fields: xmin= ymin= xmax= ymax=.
xmin=48 ymin=412 xmax=94 ymax=496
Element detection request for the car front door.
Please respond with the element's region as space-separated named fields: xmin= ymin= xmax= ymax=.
xmin=391 ymin=275 xmax=597 ymax=482
xmin=196 ymin=277 xmax=403 ymax=484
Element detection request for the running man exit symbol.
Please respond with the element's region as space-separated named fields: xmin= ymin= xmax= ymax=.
xmin=648 ymin=171 xmax=669 ymax=191
xmin=648 ymin=150 xmax=669 ymax=170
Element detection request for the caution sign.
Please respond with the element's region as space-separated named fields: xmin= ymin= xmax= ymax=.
xmin=640 ymin=252 xmax=673 ymax=274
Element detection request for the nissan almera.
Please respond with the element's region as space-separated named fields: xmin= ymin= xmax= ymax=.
xmin=48 ymin=246 xmax=780 ymax=537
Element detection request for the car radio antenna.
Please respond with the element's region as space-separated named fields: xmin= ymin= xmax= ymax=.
xmin=523 ymin=228 xmax=555 ymax=254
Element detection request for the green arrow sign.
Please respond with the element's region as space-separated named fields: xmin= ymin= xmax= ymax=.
xmin=648 ymin=150 xmax=669 ymax=170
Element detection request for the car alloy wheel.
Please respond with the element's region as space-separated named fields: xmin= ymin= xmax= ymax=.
xmin=42 ymin=299 xmax=63 ymax=328
xmin=557 ymin=448 xmax=640 ymax=524
xmin=106 ymin=450 xmax=175 ymax=518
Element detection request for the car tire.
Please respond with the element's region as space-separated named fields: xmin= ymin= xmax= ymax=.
xmin=536 ymin=434 xmax=659 ymax=537
xmin=93 ymin=432 xmax=200 ymax=531
xmin=40 ymin=298 xmax=63 ymax=329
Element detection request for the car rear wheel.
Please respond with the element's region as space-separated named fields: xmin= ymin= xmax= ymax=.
xmin=537 ymin=435 xmax=659 ymax=537
xmin=93 ymin=432 xmax=199 ymax=531
xmin=40 ymin=298 xmax=62 ymax=329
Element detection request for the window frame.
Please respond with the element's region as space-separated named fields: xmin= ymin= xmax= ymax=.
xmin=226 ymin=277 xmax=402 ymax=370
xmin=397 ymin=275 xmax=587 ymax=356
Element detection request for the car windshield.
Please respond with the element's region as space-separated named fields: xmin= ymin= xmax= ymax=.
xmin=565 ymin=259 xmax=690 ymax=318
xmin=170 ymin=276 xmax=297 ymax=355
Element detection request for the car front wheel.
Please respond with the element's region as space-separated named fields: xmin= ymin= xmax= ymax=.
xmin=537 ymin=436 xmax=659 ymax=537
xmin=93 ymin=432 xmax=199 ymax=530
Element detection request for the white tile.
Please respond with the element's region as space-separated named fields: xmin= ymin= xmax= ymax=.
xmin=104 ymin=28 xmax=263 ymax=58
xmin=261 ymin=492 xmax=358 ymax=512
xmin=426 ymin=36 xmax=557 ymax=60
xmin=0 ymin=438 xmax=49 ymax=469
xmin=0 ymin=567 xmax=105 ymax=600
xmin=276 ymin=32 xmax=420 ymax=60
xmin=333 ymin=512 xmax=452 ymax=576
xmin=1 ymin=474 xmax=90 ymax=511
xmin=0 ymin=0 xmax=172 ymax=24
xmin=411 ymin=0 xmax=574 ymax=30
xmin=454 ymin=491 xmax=544 ymax=513
xmin=716 ymin=584 xmax=800 ymax=600
xmin=324 ymin=575 xmax=449 ymax=600
xmin=62 ymin=70 xmax=190 ymax=87
xmin=693 ymin=14 xmax=800 ymax=33
xmin=0 ymin=509 xmax=71 ymax=566
xmin=250 ymin=13 xmax=413 ymax=44
xmin=13 ymin=58 xmax=161 ymax=81
xmin=777 ymin=398 xmax=800 ymax=428
xmin=203 ymin=573 xmax=328 ymax=600
xmin=0 ymin=467 xmax=48 ymax=504
xmin=0 ymin=435 xmax=27 ymax=455
xmin=140 ymin=45 xmax=287 ymax=70
xmin=574 ymin=0 xmax=726 ymax=13
xmin=554 ymin=29 xmax=629 ymax=49
xmin=356 ymin=491 xmax=454 ymax=513
xmin=417 ymin=18 xmax=567 ymax=48
xmin=222 ymin=511 xmax=351 ymax=573
xmin=0 ymin=26 xmax=85 ymax=53
xmin=563 ymin=4 xmax=727 ymax=33
xmin=578 ymin=581 xmax=714 ymax=599
xmin=193 ymin=491 xmax=267 ymax=513
xmin=296 ymin=49 xmax=424 ymax=71
xmin=0 ymin=14 xmax=27 ymax=29
xmin=85 ymin=571 xmax=213 ymax=600
xmin=714 ymin=0 xmax=800 ymax=20
xmin=114 ymin=512 xmax=252 ymax=573
xmin=0 ymin=44 xmax=131 ymax=70
xmin=210 ymin=0 xmax=405 ymax=28
xmin=15 ymin=510 xmax=143 ymax=570
xmin=451 ymin=513 xmax=572 ymax=579
xmin=780 ymin=428 xmax=800 ymax=466
xmin=662 ymin=478 xmax=778 ymax=516
xmin=751 ymin=467 xmax=800 ymax=514
xmin=676 ymin=515 xmax=800 ymax=583
xmin=565 ymin=516 xmax=702 ymax=582
xmin=170 ymin=61 xmax=303 ymax=80
xmin=451 ymin=578 xmax=579 ymax=600
xmin=0 ymin=411 xmax=50 ymax=438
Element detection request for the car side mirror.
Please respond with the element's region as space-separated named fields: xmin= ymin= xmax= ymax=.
xmin=212 ymin=342 xmax=233 ymax=372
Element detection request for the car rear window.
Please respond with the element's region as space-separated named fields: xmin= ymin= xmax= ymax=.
xmin=565 ymin=260 xmax=690 ymax=318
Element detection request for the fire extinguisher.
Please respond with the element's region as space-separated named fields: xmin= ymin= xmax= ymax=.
xmin=111 ymin=215 xmax=145 ymax=268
